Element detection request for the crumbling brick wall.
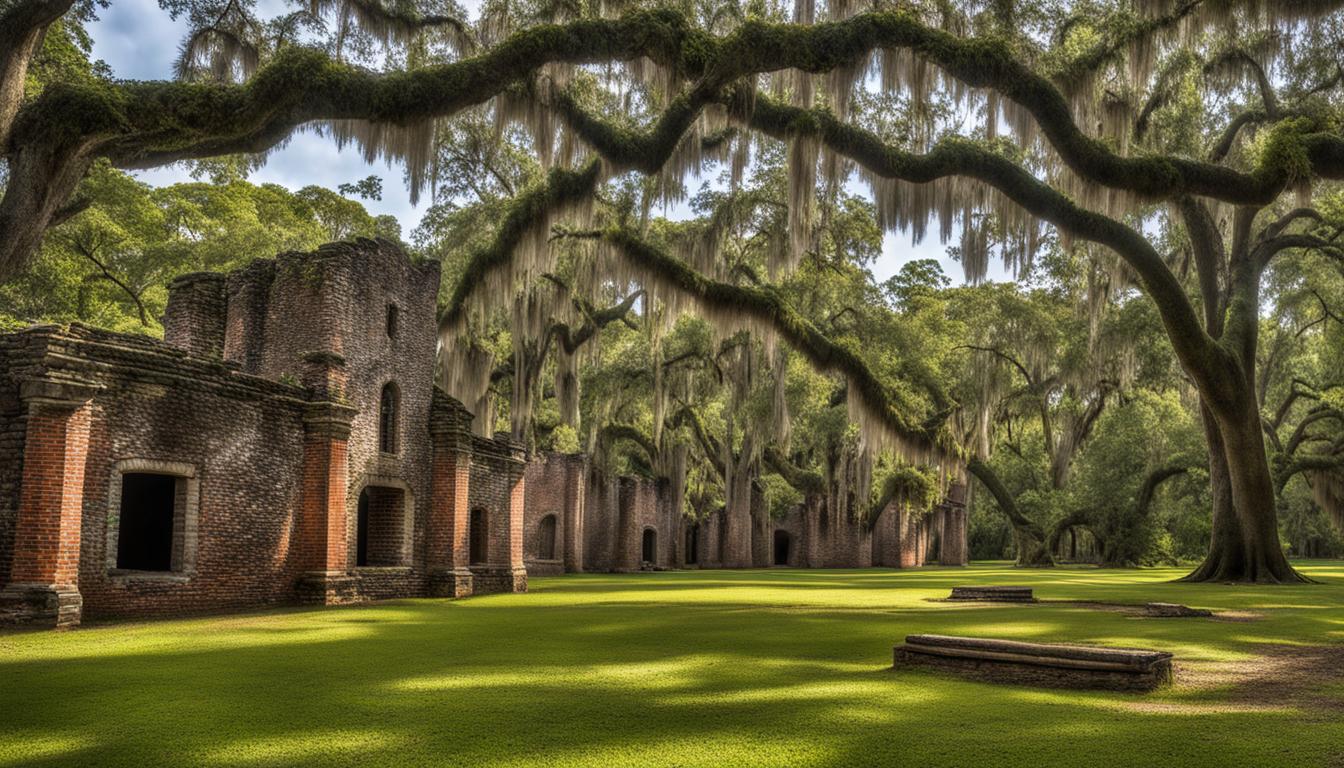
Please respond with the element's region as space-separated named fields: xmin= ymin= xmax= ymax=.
xmin=2 ymin=240 xmax=524 ymax=626
xmin=0 ymin=331 xmax=37 ymax=587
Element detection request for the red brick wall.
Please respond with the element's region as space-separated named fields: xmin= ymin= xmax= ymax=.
xmin=9 ymin=403 xmax=91 ymax=586
xmin=522 ymin=453 xmax=587 ymax=575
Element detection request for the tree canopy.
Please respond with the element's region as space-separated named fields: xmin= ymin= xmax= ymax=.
xmin=4 ymin=0 xmax=1344 ymax=580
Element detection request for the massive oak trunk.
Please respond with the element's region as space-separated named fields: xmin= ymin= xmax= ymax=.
xmin=1184 ymin=396 xmax=1303 ymax=582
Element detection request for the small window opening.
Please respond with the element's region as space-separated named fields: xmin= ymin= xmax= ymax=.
xmin=379 ymin=383 xmax=399 ymax=453
xmin=470 ymin=508 xmax=489 ymax=565
xmin=116 ymin=473 xmax=181 ymax=571
xmin=386 ymin=304 xmax=399 ymax=338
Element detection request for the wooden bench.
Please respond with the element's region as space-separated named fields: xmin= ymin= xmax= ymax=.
xmin=893 ymin=634 xmax=1173 ymax=692
xmin=948 ymin=585 xmax=1035 ymax=602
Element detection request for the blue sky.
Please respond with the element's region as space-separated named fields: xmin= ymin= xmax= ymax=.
xmin=88 ymin=0 xmax=970 ymax=284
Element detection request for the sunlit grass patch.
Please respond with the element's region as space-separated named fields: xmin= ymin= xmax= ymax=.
xmin=2 ymin=563 xmax=1342 ymax=767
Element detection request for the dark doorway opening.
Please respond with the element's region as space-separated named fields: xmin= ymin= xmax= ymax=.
xmin=470 ymin=508 xmax=489 ymax=565
xmin=356 ymin=486 xmax=406 ymax=566
xmin=538 ymin=514 xmax=557 ymax=560
xmin=116 ymin=473 xmax=178 ymax=571
xmin=641 ymin=528 xmax=657 ymax=564
xmin=685 ymin=524 xmax=699 ymax=565
xmin=773 ymin=530 xmax=791 ymax=566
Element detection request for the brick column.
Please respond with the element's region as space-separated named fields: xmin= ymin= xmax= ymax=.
xmin=803 ymin=495 xmax=822 ymax=568
xmin=501 ymin=461 xmax=528 ymax=590
xmin=427 ymin=417 xmax=473 ymax=598
xmin=1 ymin=378 xmax=99 ymax=628
xmin=561 ymin=456 xmax=585 ymax=573
xmin=615 ymin=478 xmax=640 ymax=572
xmin=294 ymin=400 xmax=358 ymax=604
xmin=898 ymin=508 xmax=926 ymax=568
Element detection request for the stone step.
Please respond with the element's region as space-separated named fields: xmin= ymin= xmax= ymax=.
xmin=948 ymin=585 xmax=1035 ymax=602
xmin=893 ymin=633 xmax=1173 ymax=692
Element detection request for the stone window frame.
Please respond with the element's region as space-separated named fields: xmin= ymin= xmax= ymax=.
xmin=105 ymin=458 xmax=200 ymax=583
xmin=351 ymin=475 xmax=415 ymax=571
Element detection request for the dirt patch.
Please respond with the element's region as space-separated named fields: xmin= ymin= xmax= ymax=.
xmin=1126 ymin=644 xmax=1344 ymax=717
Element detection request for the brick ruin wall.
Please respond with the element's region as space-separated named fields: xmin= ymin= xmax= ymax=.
xmin=3 ymin=238 xmax=968 ymax=625
xmin=522 ymin=452 xmax=969 ymax=576
xmin=522 ymin=453 xmax=587 ymax=576
xmin=1 ymin=325 xmax=313 ymax=619
xmin=467 ymin=436 xmax=527 ymax=593
xmin=0 ymin=332 xmax=37 ymax=586
xmin=1 ymin=241 xmax=526 ymax=625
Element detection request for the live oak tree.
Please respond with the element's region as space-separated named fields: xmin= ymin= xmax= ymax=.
xmin=6 ymin=0 xmax=1344 ymax=580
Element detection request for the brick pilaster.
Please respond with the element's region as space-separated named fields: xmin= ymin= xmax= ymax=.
xmin=294 ymin=400 xmax=358 ymax=604
xmin=1 ymin=377 xmax=99 ymax=628
xmin=562 ymin=457 xmax=585 ymax=573
xmin=496 ymin=450 xmax=529 ymax=592
xmin=427 ymin=390 xmax=474 ymax=597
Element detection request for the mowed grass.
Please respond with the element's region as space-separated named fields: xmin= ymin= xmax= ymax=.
xmin=3 ymin=563 xmax=1344 ymax=768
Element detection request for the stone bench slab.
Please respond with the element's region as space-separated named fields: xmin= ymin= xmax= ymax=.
xmin=893 ymin=634 xmax=1173 ymax=692
xmin=948 ymin=586 xmax=1035 ymax=602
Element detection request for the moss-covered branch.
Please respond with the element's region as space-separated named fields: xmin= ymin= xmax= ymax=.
xmin=563 ymin=226 xmax=944 ymax=455
xmin=10 ymin=8 xmax=1344 ymax=281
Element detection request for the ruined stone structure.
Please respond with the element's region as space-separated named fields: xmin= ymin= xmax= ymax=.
xmin=0 ymin=241 xmax=526 ymax=628
xmin=0 ymin=238 xmax=967 ymax=629
xmin=521 ymin=451 xmax=969 ymax=575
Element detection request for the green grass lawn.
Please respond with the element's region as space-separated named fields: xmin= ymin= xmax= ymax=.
xmin=4 ymin=562 xmax=1344 ymax=767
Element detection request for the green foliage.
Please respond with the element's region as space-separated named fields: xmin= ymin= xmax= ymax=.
xmin=0 ymin=163 xmax=388 ymax=333
xmin=548 ymin=423 xmax=581 ymax=453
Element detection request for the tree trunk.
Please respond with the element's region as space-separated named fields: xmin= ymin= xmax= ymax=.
xmin=1183 ymin=397 xmax=1306 ymax=583
xmin=967 ymin=457 xmax=1053 ymax=567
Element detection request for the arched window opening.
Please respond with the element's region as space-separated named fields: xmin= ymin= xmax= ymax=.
xmin=386 ymin=303 xmax=399 ymax=338
xmin=470 ymin=508 xmax=489 ymax=565
xmin=379 ymin=383 xmax=399 ymax=453
xmin=773 ymin=530 xmax=791 ymax=566
xmin=685 ymin=524 xmax=699 ymax=565
xmin=641 ymin=528 xmax=657 ymax=564
xmin=538 ymin=514 xmax=558 ymax=560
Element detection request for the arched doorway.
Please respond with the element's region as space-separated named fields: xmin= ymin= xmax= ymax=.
xmin=641 ymin=528 xmax=657 ymax=564
xmin=773 ymin=530 xmax=791 ymax=566
xmin=469 ymin=508 xmax=489 ymax=565
xmin=538 ymin=514 xmax=558 ymax=560
xmin=685 ymin=524 xmax=699 ymax=565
